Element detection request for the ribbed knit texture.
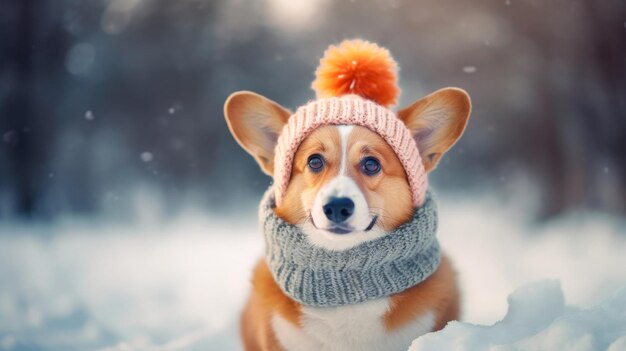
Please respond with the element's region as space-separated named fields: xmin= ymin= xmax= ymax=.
xmin=260 ymin=187 xmax=441 ymax=307
xmin=273 ymin=94 xmax=428 ymax=207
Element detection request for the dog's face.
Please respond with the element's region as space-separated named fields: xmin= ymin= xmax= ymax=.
xmin=225 ymin=88 xmax=470 ymax=250
xmin=276 ymin=125 xmax=413 ymax=250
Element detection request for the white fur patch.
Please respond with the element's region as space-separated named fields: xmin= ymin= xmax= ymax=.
xmin=272 ymin=298 xmax=436 ymax=351
xmin=338 ymin=125 xmax=352 ymax=175
xmin=301 ymin=219 xmax=386 ymax=251
xmin=272 ymin=314 xmax=320 ymax=351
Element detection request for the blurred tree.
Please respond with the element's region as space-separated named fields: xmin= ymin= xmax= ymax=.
xmin=1 ymin=0 xmax=71 ymax=218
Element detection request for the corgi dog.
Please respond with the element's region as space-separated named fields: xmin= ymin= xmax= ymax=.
xmin=224 ymin=40 xmax=471 ymax=351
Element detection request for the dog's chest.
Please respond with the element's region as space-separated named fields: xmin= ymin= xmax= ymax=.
xmin=271 ymin=297 xmax=435 ymax=351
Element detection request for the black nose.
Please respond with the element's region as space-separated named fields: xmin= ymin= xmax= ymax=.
xmin=323 ymin=197 xmax=354 ymax=223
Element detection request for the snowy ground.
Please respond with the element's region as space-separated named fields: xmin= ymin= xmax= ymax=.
xmin=410 ymin=281 xmax=626 ymax=350
xmin=1 ymin=192 xmax=625 ymax=350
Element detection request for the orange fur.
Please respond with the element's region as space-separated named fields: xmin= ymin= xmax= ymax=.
xmin=275 ymin=126 xmax=341 ymax=223
xmin=347 ymin=127 xmax=413 ymax=230
xmin=397 ymin=87 xmax=471 ymax=172
xmin=224 ymin=91 xmax=292 ymax=175
xmin=240 ymin=260 xmax=295 ymax=351
xmin=384 ymin=254 xmax=460 ymax=331
xmin=241 ymin=256 xmax=460 ymax=350
xmin=312 ymin=39 xmax=400 ymax=107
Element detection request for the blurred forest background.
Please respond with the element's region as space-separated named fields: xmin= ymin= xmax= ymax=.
xmin=1 ymin=0 xmax=625 ymax=222
xmin=1 ymin=1 xmax=626 ymax=350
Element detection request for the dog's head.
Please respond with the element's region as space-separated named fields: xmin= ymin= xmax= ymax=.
xmin=224 ymin=41 xmax=470 ymax=251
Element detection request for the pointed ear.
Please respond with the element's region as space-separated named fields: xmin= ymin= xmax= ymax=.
xmin=224 ymin=91 xmax=292 ymax=175
xmin=397 ymin=87 xmax=471 ymax=172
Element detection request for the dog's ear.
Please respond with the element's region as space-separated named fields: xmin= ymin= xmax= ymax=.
xmin=224 ymin=91 xmax=292 ymax=175
xmin=397 ymin=87 xmax=471 ymax=172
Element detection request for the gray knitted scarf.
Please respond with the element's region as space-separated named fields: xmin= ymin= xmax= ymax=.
xmin=259 ymin=188 xmax=441 ymax=308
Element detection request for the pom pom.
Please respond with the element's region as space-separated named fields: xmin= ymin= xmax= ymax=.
xmin=312 ymin=39 xmax=400 ymax=107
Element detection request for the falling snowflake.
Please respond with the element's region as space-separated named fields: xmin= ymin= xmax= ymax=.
xmin=140 ymin=152 xmax=154 ymax=163
xmin=463 ymin=66 xmax=477 ymax=74
xmin=2 ymin=131 xmax=18 ymax=146
xmin=65 ymin=42 xmax=95 ymax=75
xmin=85 ymin=110 xmax=95 ymax=120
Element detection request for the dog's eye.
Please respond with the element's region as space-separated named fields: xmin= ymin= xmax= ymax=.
xmin=307 ymin=154 xmax=324 ymax=172
xmin=361 ymin=157 xmax=381 ymax=175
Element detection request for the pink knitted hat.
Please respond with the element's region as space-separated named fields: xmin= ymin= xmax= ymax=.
xmin=273 ymin=40 xmax=428 ymax=207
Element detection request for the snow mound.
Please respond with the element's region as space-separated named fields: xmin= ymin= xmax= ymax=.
xmin=409 ymin=281 xmax=626 ymax=351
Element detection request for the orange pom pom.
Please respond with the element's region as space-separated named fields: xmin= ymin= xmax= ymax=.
xmin=312 ymin=39 xmax=399 ymax=107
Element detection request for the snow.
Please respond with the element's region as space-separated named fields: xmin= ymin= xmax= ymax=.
xmin=139 ymin=152 xmax=153 ymax=163
xmin=463 ymin=66 xmax=477 ymax=74
xmin=85 ymin=110 xmax=95 ymax=121
xmin=65 ymin=42 xmax=95 ymax=76
xmin=409 ymin=281 xmax=626 ymax=351
xmin=0 ymin=215 xmax=262 ymax=350
xmin=2 ymin=131 xmax=18 ymax=146
xmin=0 ymin=192 xmax=624 ymax=350
xmin=438 ymin=194 xmax=626 ymax=326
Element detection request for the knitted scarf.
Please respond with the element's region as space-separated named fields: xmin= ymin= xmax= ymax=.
xmin=259 ymin=188 xmax=441 ymax=308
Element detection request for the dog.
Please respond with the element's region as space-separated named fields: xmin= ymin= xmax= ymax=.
xmin=224 ymin=39 xmax=471 ymax=351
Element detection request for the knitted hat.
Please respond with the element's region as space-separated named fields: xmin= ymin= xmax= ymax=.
xmin=273 ymin=40 xmax=427 ymax=207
